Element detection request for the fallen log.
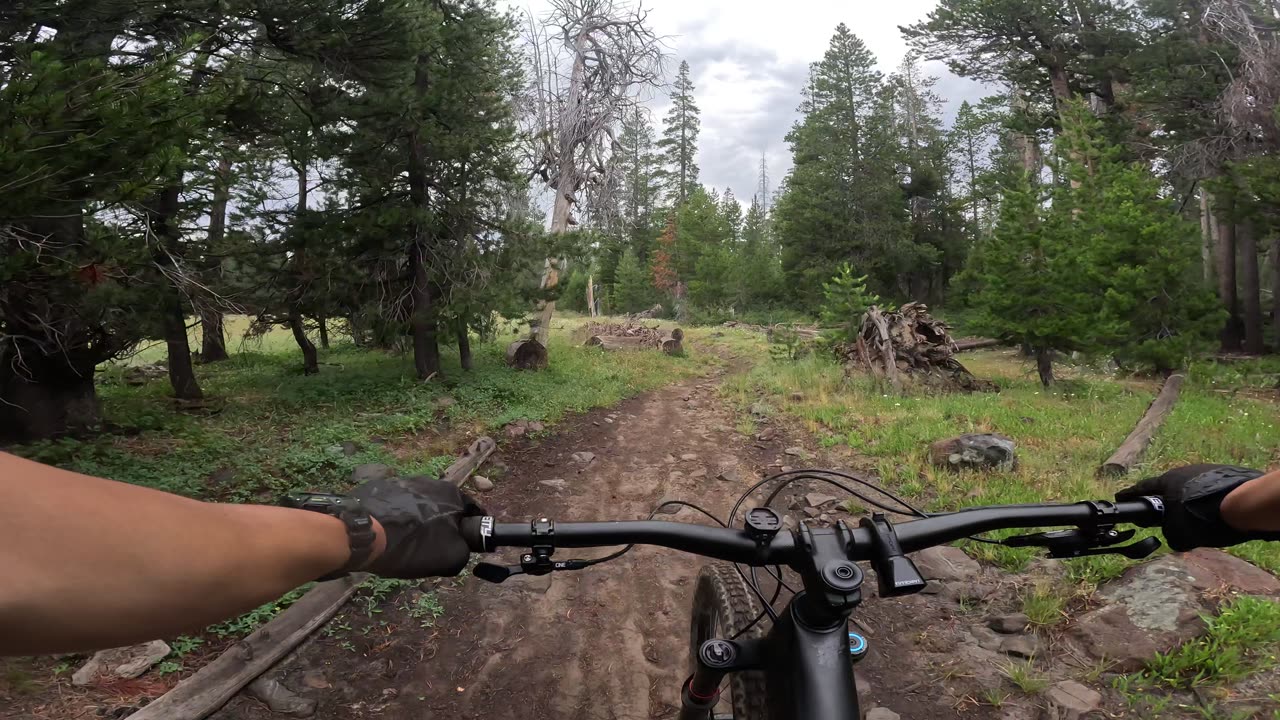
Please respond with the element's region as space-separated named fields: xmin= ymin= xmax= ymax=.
xmin=1099 ymin=373 xmax=1185 ymax=477
xmin=505 ymin=338 xmax=548 ymax=370
xmin=132 ymin=438 xmax=496 ymax=720
xmin=632 ymin=304 xmax=663 ymax=319
xmin=127 ymin=576 xmax=365 ymax=720
xmin=954 ymin=338 xmax=1001 ymax=352
xmin=586 ymin=335 xmax=654 ymax=351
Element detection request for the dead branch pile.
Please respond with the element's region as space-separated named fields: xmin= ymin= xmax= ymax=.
xmin=842 ymin=303 xmax=992 ymax=393
xmin=582 ymin=321 xmax=683 ymax=355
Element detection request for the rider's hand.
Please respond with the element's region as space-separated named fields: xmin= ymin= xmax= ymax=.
xmin=349 ymin=476 xmax=485 ymax=578
xmin=1115 ymin=464 xmax=1275 ymax=551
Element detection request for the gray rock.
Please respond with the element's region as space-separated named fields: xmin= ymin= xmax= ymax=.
xmin=987 ymin=613 xmax=1031 ymax=634
xmin=819 ymin=513 xmax=832 ymax=523
xmin=928 ymin=433 xmax=1017 ymax=471
xmin=528 ymin=421 xmax=545 ymax=432
xmin=803 ymin=506 xmax=821 ymax=518
xmin=969 ymin=625 xmax=1005 ymax=652
xmin=300 ymin=671 xmax=330 ymax=689
xmin=755 ymin=427 xmax=777 ymax=441
xmin=245 ymin=677 xmax=317 ymax=717
xmin=913 ymin=545 xmax=981 ymax=582
xmin=784 ymin=446 xmax=810 ymax=458
xmin=999 ymin=633 xmax=1041 ymax=659
xmin=504 ymin=421 xmax=528 ymax=438
xmin=539 ymin=478 xmax=568 ymax=491
xmin=570 ymin=451 xmax=596 ymax=464
xmin=804 ymin=492 xmax=838 ymax=508
xmin=72 ymin=640 xmax=170 ymax=686
xmin=1041 ymin=680 xmax=1102 ymax=720
xmin=472 ymin=475 xmax=494 ymax=492
xmin=716 ymin=468 xmax=741 ymax=483
xmin=866 ymin=708 xmax=901 ymax=720
xmin=680 ymin=453 xmax=698 ymax=461
xmin=350 ymin=463 xmax=396 ymax=484
xmin=1069 ymin=555 xmax=1206 ymax=670
xmin=689 ymin=468 xmax=707 ymax=479
xmin=340 ymin=441 xmax=359 ymax=456
xmin=664 ymin=454 xmax=677 ymax=464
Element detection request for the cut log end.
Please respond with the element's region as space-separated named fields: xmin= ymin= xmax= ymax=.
xmin=505 ymin=339 xmax=548 ymax=370
xmin=660 ymin=338 xmax=683 ymax=355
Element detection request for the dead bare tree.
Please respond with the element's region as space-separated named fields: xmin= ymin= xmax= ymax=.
xmin=517 ymin=0 xmax=663 ymax=359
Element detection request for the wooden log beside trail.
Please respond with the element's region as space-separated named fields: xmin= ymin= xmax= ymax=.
xmin=1099 ymin=373 xmax=1185 ymax=477
xmin=505 ymin=338 xmax=548 ymax=370
xmin=586 ymin=333 xmax=684 ymax=355
xmin=953 ymin=338 xmax=1001 ymax=352
xmin=133 ymin=438 xmax=496 ymax=720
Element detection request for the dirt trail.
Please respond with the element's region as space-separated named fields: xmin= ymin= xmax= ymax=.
xmin=215 ymin=370 xmax=973 ymax=720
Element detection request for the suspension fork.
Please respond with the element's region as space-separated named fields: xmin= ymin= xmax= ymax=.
xmin=677 ymin=636 xmax=767 ymax=720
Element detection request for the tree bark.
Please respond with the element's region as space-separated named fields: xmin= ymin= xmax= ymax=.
xmin=408 ymin=55 xmax=441 ymax=381
xmin=317 ymin=317 xmax=329 ymax=350
xmin=198 ymin=153 xmax=232 ymax=363
xmin=1199 ymin=189 xmax=1215 ymax=285
xmin=457 ymin=324 xmax=473 ymax=371
xmin=149 ymin=183 xmax=203 ymax=400
xmin=1035 ymin=347 xmax=1055 ymax=387
xmin=1273 ymin=233 xmax=1280 ymax=351
xmin=1099 ymin=373 xmax=1185 ymax=477
xmin=1239 ymin=222 xmax=1263 ymax=354
xmin=200 ymin=308 xmax=229 ymax=362
xmin=288 ymin=310 xmax=319 ymax=375
xmin=1216 ymin=198 xmax=1242 ymax=350
xmin=0 ymin=359 xmax=101 ymax=441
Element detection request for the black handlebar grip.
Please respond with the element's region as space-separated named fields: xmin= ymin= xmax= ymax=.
xmin=460 ymin=516 xmax=492 ymax=552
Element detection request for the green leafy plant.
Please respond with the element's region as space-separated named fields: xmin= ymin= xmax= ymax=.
xmin=1000 ymin=661 xmax=1049 ymax=694
xmin=1136 ymin=597 xmax=1280 ymax=689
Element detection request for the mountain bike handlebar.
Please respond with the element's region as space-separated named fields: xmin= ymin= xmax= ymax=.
xmin=460 ymin=498 xmax=1165 ymax=566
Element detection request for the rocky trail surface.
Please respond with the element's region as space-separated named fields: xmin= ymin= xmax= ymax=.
xmin=197 ymin=369 xmax=1280 ymax=720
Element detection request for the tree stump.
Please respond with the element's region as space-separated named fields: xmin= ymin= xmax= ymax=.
xmin=505 ymin=339 xmax=548 ymax=370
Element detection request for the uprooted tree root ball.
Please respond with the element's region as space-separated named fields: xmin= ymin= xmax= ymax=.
xmin=841 ymin=303 xmax=995 ymax=393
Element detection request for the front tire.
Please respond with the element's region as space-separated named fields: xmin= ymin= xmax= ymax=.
xmin=689 ymin=563 xmax=770 ymax=720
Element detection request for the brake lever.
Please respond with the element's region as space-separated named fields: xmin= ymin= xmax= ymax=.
xmin=1001 ymin=527 xmax=1162 ymax=560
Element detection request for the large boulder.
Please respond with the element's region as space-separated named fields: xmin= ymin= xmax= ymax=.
xmin=913 ymin=545 xmax=981 ymax=582
xmin=928 ymin=433 xmax=1017 ymax=471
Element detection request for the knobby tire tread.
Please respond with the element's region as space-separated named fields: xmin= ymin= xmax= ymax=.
xmin=690 ymin=563 xmax=770 ymax=720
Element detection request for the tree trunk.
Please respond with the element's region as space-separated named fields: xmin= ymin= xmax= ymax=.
xmin=200 ymin=308 xmax=229 ymax=362
xmin=1273 ymin=233 xmax=1280 ymax=351
xmin=407 ymin=54 xmax=441 ymax=381
xmin=457 ymin=325 xmax=473 ymax=371
xmin=586 ymin=274 xmax=596 ymax=317
xmin=1035 ymin=347 xmax=1054 ymax=387
xmin=1239 ymin=222 xmax=1263 ymax=354
xmin=317 ymin=318 xmax=329 ymax=350
xmin=0 ymin=357 xmax=101 ymax=441
xmin=149 ymin=183 xmax=203 ymax=400
xmin=1199 ymin=189 xmax=1215 ymax=285
xmin=1216 ymin=204 xmax=1242 ymax=350
xmin=288 ymin=310 xmax=319 ymax=375
xmin=197 ymin=153 xmax=232 ymax=363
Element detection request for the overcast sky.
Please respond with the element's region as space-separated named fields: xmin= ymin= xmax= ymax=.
xmin=509 ymin=0 xmax=989 ymax=206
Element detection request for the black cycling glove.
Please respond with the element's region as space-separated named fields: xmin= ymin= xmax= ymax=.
xmin=1115 ymin=464 xmax=1275 ymax=551
xmin=349 ymin=476 xmax=485 ymax=578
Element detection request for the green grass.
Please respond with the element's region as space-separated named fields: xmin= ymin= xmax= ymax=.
xmin=1133 ymin=596 xmax=1280 ymax=689
xmin=718 ymin=344 xmax=1280 ymax=582
xmin=1019 ymin=581 xmax=1067 ymax=626
xmin=10 ymin=318 xmax=709 ymax=503
xmin=1000 ymin=660 xmax=1050 ymax=694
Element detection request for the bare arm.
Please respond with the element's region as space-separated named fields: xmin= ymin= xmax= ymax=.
xmin=1221 ymin=468 xmax=1280 ymax=532
xmin=0 ymin=452 xmax=384 ymax=656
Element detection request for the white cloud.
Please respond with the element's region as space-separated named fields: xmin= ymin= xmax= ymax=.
xmin=508 ymin=0 xmax=992 ymax=206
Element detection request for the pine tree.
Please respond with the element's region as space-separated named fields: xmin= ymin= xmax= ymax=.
xmin=773 ymin=24 xmax=907 ymax=309
xmin=657 ymin=60 xmax=701 ymax=206
xmin=736 ymin=196 xmax=783 ymax=308
xmin=614 ymin=248 xmax=656 ymax=313
xmin=615 ymin=106 xmax=663 ymax=261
